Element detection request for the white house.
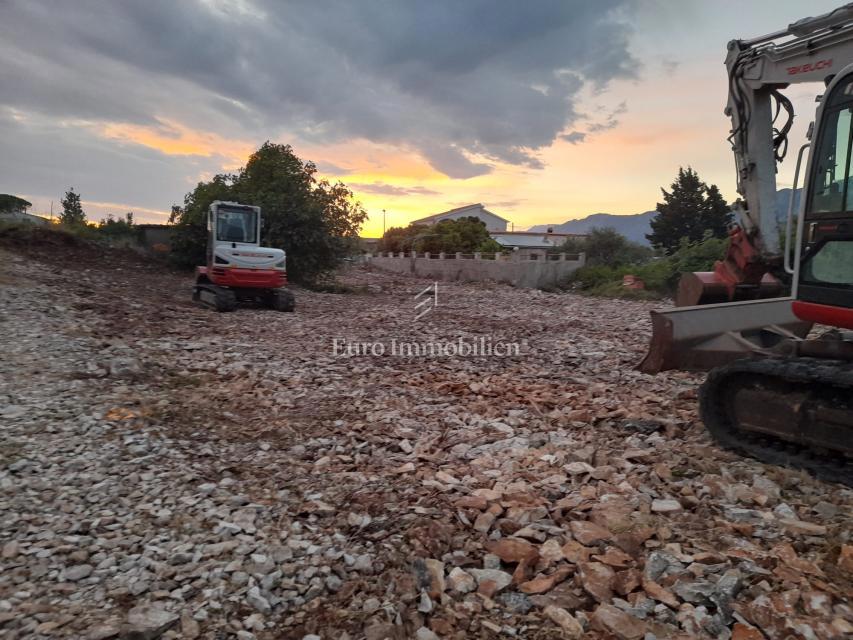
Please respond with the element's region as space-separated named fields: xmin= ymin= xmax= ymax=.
xmin=0 ymin=194 xmax=49 ymax=226
xmin=411 ymin=203 xmax=508 ymax=232
xmin=490 ymin=231 xmax=585 ymax=257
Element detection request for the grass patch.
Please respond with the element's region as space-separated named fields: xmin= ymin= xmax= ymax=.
xmin=582 ymin=281 xmax=664 ymax=300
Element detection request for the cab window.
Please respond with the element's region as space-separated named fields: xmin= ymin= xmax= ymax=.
xmin=811 ymin=106 xmax=853 ymax=213
xmin=803 ymin=240 xmax=853 ymax=286
xmin=216 ymin=209 xmax=257 ymax=243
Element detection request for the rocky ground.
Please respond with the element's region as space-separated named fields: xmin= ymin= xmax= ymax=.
xmin=0 ymin=232 xmax=851 ymax=640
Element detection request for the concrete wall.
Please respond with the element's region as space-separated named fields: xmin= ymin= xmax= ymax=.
xmin=366 ymin=252 xmax=585 ymax=289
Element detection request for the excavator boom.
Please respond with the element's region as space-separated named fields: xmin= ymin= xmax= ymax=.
xmin=680 ymin=4 xmax=853 ymax=306
xmin=642 ymin=6 xmax=853 ymax=484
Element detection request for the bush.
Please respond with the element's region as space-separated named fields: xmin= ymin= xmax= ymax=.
xmin=632 ymin=258 xmax=674 ymax=292
xmin=584 ymin=280 xmax=663 ymax=300
xmin=564 ymin=233 xmax=727 ymax=299
xmin=667 ymin=234 xmax=727 ymax=280
xmin=570 ymin=264 xmax=629 ymax=290
xmin=551 ymin=227 xmax=652 ymax=266
xmin=378 ymin=216 xmax=501 ymax=255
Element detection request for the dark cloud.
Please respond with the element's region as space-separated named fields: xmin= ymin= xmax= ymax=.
xmin=349 ymin=182 xmax=440 ymax=197
xmin=562 ymin=101 xmax=627 ymax=144
xmin=315 ymin=161 xmax=354 ymax=176
xmin=0 ymin=109 xmax=226 ymax=213
xmin=588 ymin=101 xmax=627 ymax=133
xmin=561 ymin=131 xmax=587 ymax=144
xmin=0 ymin=0 xmax=638 ymax=202
xmin=490 ymin=199 xmax=524 ymax=210
xmin=419 ymin=143 xmax=493 ymax=179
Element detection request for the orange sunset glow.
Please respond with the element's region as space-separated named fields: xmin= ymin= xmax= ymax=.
xmin=101 ymin=119 xmax=255 ymax=170
xmin=1 ymin=0 xmax=842 ymax=237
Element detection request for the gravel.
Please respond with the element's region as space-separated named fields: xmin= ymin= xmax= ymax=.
xmin=0 ymin=242 xmax=851 ymax=639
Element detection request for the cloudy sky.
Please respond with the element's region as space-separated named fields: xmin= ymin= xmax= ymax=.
xmin=0 ymin=0 xmax=843 ymax=234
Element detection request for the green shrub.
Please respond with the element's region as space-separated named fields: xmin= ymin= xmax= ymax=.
xmin=668 ymin=234 xmax=727 ymax=279
xmin=584 ymin=280 xmax=663 ymax=300
xmin=632 ymin=258 xmax=674 ymax=292
xmin=552 ymin=227 xmax=652 ymax=266
xmin=563 ymin=232 xmax=727 ymax=299
xmin=570 ymin=264 xmax=629 ymax=290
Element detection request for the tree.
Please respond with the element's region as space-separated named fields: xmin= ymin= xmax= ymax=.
xmin=554 ymin=227 xmax=651 ymax=266
xmin=703 ymin=184 xmax=731 ymax=239
xmin=97 ymin=211 xmax=137 ymax=239
xmin=647 ymin=167 xmax=732 ymax=254
xmin=377 ymin=224 xmax=429 ymax=253
xmin=169 ymin=142 xmax=367 ymax=283
xmin=377 ymin=216 xmax=501 ymax=254
xmin=548 ymin=235 xmax=586 ymax=256
xmin=60 ymin=188 xmax=86 ymax=225
xmin=170 ymin=175 xmax=234 ymax=269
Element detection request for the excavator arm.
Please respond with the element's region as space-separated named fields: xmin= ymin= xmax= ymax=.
xmin=685 ymin=3 xmax=853 ymax=305
xmin=642 ymin=5 xmax=853 ymax=373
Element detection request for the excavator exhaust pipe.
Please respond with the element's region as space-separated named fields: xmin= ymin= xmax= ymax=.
xmin=638 ymin=297 xmax=813 ymax=374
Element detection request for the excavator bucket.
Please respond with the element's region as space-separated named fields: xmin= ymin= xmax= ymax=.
xmin=638 ymin=297 xmax=813 ymax=374
xmin=675 ymin=271 xmax=783 ymax=307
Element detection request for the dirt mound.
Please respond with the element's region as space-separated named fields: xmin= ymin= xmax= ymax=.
xmin=0 ymin=223 xmax=153 ymax=269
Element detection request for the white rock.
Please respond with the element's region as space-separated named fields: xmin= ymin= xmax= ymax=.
xmin=468 ymin=569 xmax=513 ymax=592
xmin=65 ymin=564 xmax=94 ymax=581
xmin=447 ymin=567 xmax=476 ymax=593
xmin=245 ymin=586 xmax=271 ymax=614
xmin=565 ymin=461 xmax=595 ymax=475
xmin=124 ymin=604 xmax=179 ymax=639
xmin=415 ymin=627 xmax=440 ymax=640
xmin=651 ymin=499 xmax=683 ymax=513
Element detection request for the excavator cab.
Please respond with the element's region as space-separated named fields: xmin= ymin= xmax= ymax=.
xmin=793 ymin=71 xmax=853 ymax=329
xmin=193 ymin=201 xmax=295 ymax=312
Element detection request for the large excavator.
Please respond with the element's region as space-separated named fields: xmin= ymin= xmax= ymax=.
xmin=640 ymin=5 xmax=853 ymax=485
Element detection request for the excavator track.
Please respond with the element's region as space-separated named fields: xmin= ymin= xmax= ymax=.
xmin=699 ymin=358 xmax=853 ymax=486
xmin=193 ymin=283 xmax=238 ymax=312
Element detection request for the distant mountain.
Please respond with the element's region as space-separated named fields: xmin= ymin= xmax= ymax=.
xmin=527 ymin=211 xmax=657 ymax=245
xmin=528 ymin=188 xmax=802 ymax=246
xmin=775 ymin=188 xmax=802 ymax=222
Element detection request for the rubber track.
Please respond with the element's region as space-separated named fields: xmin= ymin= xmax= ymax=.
xmin=699 ymin=357 xmax=853 ymax=487
xmin=194 ymin=284 xmax=237 ymax=312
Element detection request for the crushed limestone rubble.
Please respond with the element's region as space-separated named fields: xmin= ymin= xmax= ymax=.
xmin=0 ymin=244 xmax=851 ymax=639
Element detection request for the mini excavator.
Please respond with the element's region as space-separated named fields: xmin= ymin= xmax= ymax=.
xmin=193 ymin=201 xmax=295 ymax=312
